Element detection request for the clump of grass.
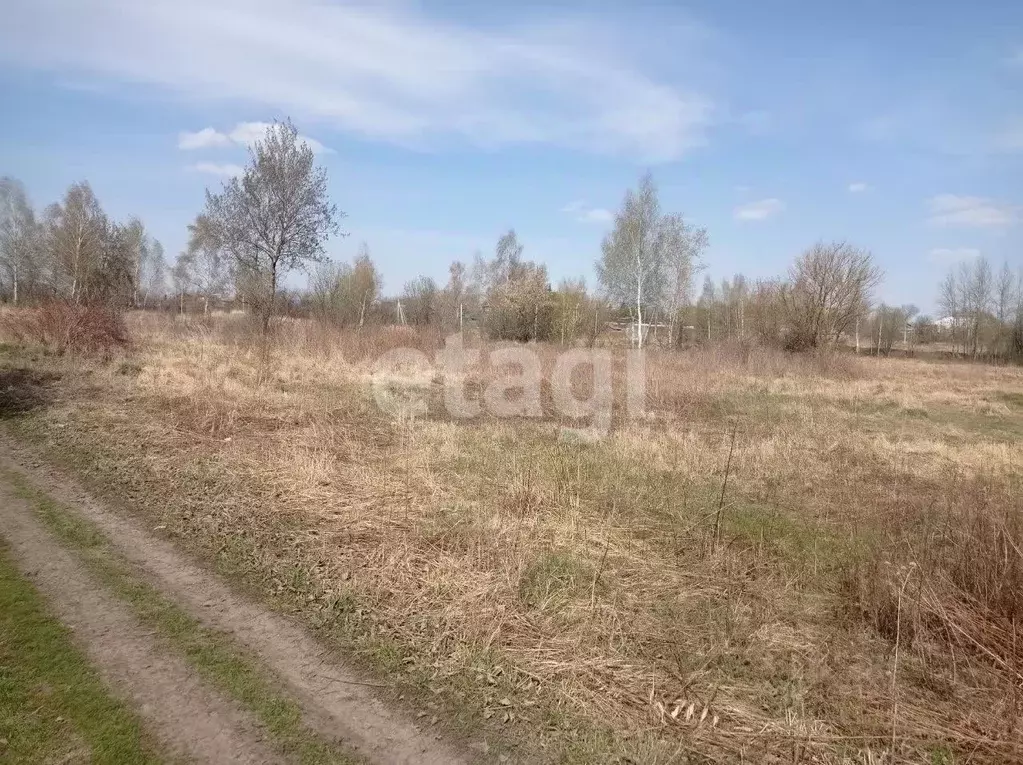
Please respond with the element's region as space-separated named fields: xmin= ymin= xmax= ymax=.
xmin=518 ymin=550 xmax=595 ymax=611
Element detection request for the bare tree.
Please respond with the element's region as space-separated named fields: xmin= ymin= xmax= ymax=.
xmin=143 ymin=240 xmax=167 ymax=308
xmin=484 ymin=261 xmax=552 ymax=342
xmin=402 ymin=276 xmax=438 ymax=326
xmin=0 ymin=177 xmax=43 ymax=304
xmin=781 ymin=241 xmax=882 ymax=350
xmin=938 ymin=270 xmax=962 ymax=353
xmin=966 ymin=256 xmax=993 ymax=358
xmin=437 ymin=260 xmax=467 ymax=331
xmin=116 ymin=217 xmax=147 ymax=308
xmin=309 ymin=247 xmax=381 ymax=328
xmin=203 ymin=120 xmax=342 ymax=333
xmin=660 ymin=213 xmax=707 ymax=347
xmin=170 ymin=254 xmax=191 ymax=314
xmin=552 ymin=278 xmax=589 ymax=345
xmin=872 ymin=303 xmax=917 ymax=356
xmin=994 ymin=260 xmax=1016 ymax=356
xmin=179 ymin=213 xmax=229 ymax=315
xmin=493 ymin=230 xmax=524 ymax=286
xmin=696 ymin=276 xmax=717 ymax=342
xmin=597 ymin=173 xmax=667 ymax=349
xmin=473 ymin=232 xmax=553 ymax=342
xmin=43 ymin=181 xmax=108 ymax=304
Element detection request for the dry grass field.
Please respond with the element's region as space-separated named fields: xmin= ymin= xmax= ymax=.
xmin=2 ymin=310 xmax=1022 ymax=764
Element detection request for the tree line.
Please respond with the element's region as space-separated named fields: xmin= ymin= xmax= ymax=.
xmin=0 ymin=177 xmax=166 ymax=309
xmin=3 ymin=119 xmax=1021 ymax=361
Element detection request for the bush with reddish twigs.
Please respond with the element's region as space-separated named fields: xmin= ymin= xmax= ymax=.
xmin=0 ymin=301 xmax=129 ymax=356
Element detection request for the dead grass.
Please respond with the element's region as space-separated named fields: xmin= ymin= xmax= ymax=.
xmin=3 ymin=311 xmax=1022 ymax=763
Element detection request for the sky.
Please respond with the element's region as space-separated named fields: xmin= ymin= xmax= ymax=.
xmin=0 ymin=0 xmax=1021 ymax=314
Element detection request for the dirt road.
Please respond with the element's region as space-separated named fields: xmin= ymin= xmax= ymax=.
xmin=0 ymin=434 xmax=472 ymax=765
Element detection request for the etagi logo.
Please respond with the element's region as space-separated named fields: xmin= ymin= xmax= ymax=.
xmin=370 ymin=333 xmax=647 ymax=435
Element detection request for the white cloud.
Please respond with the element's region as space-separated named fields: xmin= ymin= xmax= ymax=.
xmin=581 ymin=208 xmax=613 ymax=223
xmin=928 ymin=247 xmax=980 ymax=264
xmin=227 ymin=122 xmax=330 ymax=153
xmin=926 ymin=195 xmax=1019 ymax=228
xmin=848 ymin=182 xmax=869 ymax=193
xmin=734 ymin=198 xmax=784 ymax=221
xmin=0 ymin=0 xmax=712 ymax=161
xmin=179 ymin=122 xmax=330 ymax=153
xmin=178 ymin=127 xmax=232 ymax=150
xmin=189 ymin=162 xmax=244 ymax=177
xmin=561 ymin=200 xmax=613 ymax=225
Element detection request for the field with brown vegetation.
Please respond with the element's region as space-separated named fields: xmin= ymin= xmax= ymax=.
xmin=2 ymin=310 xmax=1022 ymax=764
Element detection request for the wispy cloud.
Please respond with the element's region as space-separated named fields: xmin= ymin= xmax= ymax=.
xmin=928 ymin=247 xmax=980 ymax=264
xmin=734 ymin=198 xmax=784 ymax=221
xmin=561 ymin=200 xmax=613 ymax=225
xmin=178 ymin=127 xmax=232 ymax=150
xmin=927 ymin=195 xmax=1018 ymax=228
xmin=228 ymin=122 xmax=330 ymax=153
xmin=179 ymin=122 xmax=330 ymax=153
xmin=189 ymin=162 xmax=244 ymax=177
xmin=0 ymin=0 xmax=712 ymax=161
xmin=848 ymin=182 xmax=869 ymax=193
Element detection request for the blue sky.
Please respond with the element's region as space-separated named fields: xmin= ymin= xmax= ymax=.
xmin=1 ymin=0 xmax=1021 ymax=313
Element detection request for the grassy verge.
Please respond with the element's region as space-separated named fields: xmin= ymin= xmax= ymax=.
xmin=2 ymin=468 xmax=364 ymax=765
xmin=0 ymin=540 xmax=163 ymax=764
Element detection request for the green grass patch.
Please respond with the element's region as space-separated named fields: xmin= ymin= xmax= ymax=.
xmin=719 ymin=501 xmax=859 ymax=579
xmin=518 ymin=549 xmax=595 ymax=611
xmin=993 ymin=390 xmax=1023 ymax=408
xmin=0 ymin=542 xmax=162 ymax=764
xmin=3 ymin=469 xmax=362 ymax=765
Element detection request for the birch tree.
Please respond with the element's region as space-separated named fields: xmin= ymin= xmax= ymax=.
xmin=0 ymin=177 xmax=42 ymax=304
xmin=661 ymin=213 xmax=707 ymax=346
xmin=143 ymin=240 xmax=167 ymax=307
xmin=179 ymin=213 xmax=229 ymax=315
xmin=596 ymin=173 xmax=665 ymax=349
xmin=43 ymin=181 xmax=107 ymax=304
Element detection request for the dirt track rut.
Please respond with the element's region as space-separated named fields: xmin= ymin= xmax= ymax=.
xmin=0 ymin=480 xmax=283 ymax=764
xmin=0 ymin=434 xmax=471 ymax=765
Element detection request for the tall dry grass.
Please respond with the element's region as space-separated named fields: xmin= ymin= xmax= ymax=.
xmin=8 ymin=311 xmax=1023 ymax=763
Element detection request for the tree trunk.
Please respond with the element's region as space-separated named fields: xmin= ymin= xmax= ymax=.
xmin=636 ymin=271 xmax=644 ymax=350
xmin=262 ymin=263 xmax=279 ymax=336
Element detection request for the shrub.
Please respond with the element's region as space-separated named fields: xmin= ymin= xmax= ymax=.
xmin=0 ymin=301 xmax=129 ymax=356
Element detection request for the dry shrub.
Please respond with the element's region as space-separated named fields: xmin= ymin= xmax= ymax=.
xmin=1 ymin=301 xmax=129 ymax=355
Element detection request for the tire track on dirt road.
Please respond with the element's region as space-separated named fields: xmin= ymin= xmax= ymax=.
xmin=0 ymin=435 xmax=472 ymax=765
xmin=0 ymin=479 xmax=284 ymax=765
